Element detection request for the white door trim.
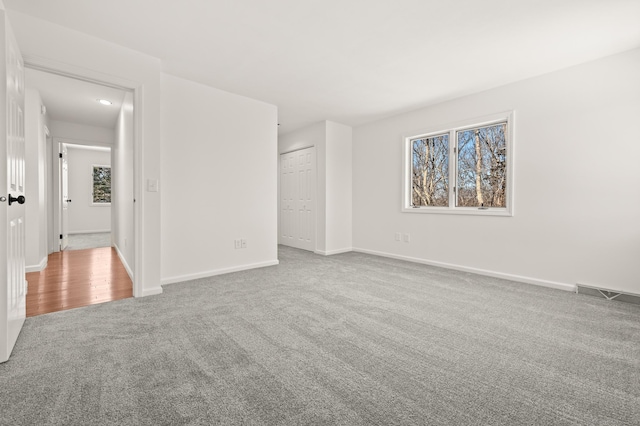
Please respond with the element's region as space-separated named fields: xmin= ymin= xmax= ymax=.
xmin=23 ymin=55 xmax=144 ymax=298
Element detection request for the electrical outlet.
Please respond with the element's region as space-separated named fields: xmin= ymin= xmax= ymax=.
xmin=241 ymin=239 xmax=247 ymax=248
xmin=403 ymin=233 xmax=410 ymax=243
xmin=395 ymin=232 xmax=401 ymax=241
xmin=234 ymin=239 xmax=241 ymax=249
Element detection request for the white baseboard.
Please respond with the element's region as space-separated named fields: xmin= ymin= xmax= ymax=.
xmin=113 ymin=243 xmax=133 ymax=281
xmin=69 ymin=229 xmax=111 ymax=235
xmin=140 ymin=286 xmax=163 ymax=297
xmin=26 ymin=256 xmax=48 ymax=273
xmin=352 ymin=247 xmax=576 ymax=292
xmin=315 ymin=247 xmax=353 ymax=256
xmin=161 ymin=259 xmax=280 ymax=286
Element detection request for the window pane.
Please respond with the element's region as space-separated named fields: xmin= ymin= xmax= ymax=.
xmin=456 ymin=123 xmax=507 ymax=207
xmin=93 ymin=166 xmax=112 ymax=203
xmin=411 ymin=134 xmax=449 ymax=207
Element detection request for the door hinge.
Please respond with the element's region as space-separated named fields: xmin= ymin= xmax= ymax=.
xmin=59 ymin=153 xmax=62 ymax=158
xmin=59 ymin=234 xmax=63 ymax=239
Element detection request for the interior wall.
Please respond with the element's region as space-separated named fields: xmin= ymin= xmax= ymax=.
xmin=49 ymin=120 xmax=114 ymax=145
xmin=160 ymin=73 xmax=278 ymax=284
xmin=9 ymin=10 xmax=163 ymax=296
xmin=278 ymin=120 xmax=353 ymax=255
xmin=279 ymin=122 xmax=326 ymax=251
xmin=325 ymin=121 xmax=352 ymax=254
xmin=66 ymin=145 xmax=111 ymax=234
xmin=352 ymin=48 xmax=640 ymax=295
xmin=112 ymin=92 xmax=134 ymax=277
xmin=24 ymin=88 xmax=49 ymax=271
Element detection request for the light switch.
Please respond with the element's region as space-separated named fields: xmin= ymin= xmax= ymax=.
xmin=147 ymin=179 xmax=159 ymax=192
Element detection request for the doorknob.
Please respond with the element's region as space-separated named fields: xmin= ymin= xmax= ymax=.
xmin=8 ymin=194 xmax=25 ymax=206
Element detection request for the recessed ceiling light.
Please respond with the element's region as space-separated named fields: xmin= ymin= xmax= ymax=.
xmin=98 ymin=99 xmax=112 ymax=105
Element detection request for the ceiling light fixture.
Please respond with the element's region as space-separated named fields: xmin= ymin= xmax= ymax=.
xmin=98 ymin=99 xmax=112 ymax=105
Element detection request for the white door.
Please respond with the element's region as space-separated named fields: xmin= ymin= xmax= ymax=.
xmin=0 ymin=10 xmax=26 ymax=363
xmin=280 ymin=151 xmax=295 ymax=245
xmin=60 ymin=144 xmax=69 ymax=250
xmin=279 ymin=147 xmax=315 ymax=251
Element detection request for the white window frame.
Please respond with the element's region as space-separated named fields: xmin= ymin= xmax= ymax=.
xmin=402 ymin=111 xmax=514 ymax=216
xmin=91 ymin=164 xmax=112 ymax=206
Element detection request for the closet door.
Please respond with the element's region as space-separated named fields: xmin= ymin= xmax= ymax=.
xmin=279 ymin=147 xmax=315 ymax=251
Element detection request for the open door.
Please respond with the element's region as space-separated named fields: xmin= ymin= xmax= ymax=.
xmin=60 ymin=144 xmax=69 ymax=250
xmin=0 ymin=8 xmax=26 ymax=363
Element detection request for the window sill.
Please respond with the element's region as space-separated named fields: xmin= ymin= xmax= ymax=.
xmin=91 ymin=203 xmax=111 ymax=207
xmin=401 ymin=206 xmax=513 ymax=217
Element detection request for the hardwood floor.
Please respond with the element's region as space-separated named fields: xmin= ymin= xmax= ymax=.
xmin=25 ymin=247 xmax=133 ymax=317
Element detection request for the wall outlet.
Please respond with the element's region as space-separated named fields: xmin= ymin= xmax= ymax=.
xmin=234 ymin=239 xmax=241 ymax=249
xmin=403 ymin=233 xmax=410 ymax=243
xmin=395 ymin=232 xmax=401 ymax=241
xmin=241 ymin=239 xmax=247 ymax=248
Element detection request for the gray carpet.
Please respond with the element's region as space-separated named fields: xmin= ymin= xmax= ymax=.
xmin=66 ymin=232 xmax=111 ymax=251
xmin=1 ymin=246 xmax=638 ymax=425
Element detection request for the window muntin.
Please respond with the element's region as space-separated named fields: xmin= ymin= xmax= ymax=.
xmin=92 ymin=165 xmax=111 ymax=204
xmin=403 ymin=112 xmax=513 ymax=216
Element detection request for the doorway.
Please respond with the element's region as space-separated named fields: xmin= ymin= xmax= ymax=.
xmin=279 ymin=147 xmax=316 ymax=251
xmin=24 ymin=67 xmax=136 ymax=316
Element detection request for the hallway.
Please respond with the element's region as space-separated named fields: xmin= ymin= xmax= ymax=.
xmin=25 ymin=247 xmax=133 ymax=317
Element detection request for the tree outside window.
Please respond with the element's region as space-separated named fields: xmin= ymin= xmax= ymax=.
xmin=92 ymin=165 xmax=111 ymax=204
xmin=405 ymin=112 xmax=513 ymax=215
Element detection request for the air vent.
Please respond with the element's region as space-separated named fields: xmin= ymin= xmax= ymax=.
xmin=576 ymin=284 xmax=640 ymax=305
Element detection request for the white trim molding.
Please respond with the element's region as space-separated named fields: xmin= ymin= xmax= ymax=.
xmin=314 ymin=247 xmax=353 ymax=256
xmin=352 ymin=247 xmax=576 ymax=292
xmin=161 ymin=260 xmax=280 ymax=286
xmin=113 ymin=243 xmax=133 ymax=281
xmin=141 ymin=286 xmax=163 ymax=297
xmin=25 ymin=256 xmax=48 ymax=273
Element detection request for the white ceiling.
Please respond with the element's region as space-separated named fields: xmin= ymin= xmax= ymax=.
xmin=26 ymin=68 xmax=127 ymax=129
xmin=7 ymin=0 xmax=640 ymax=134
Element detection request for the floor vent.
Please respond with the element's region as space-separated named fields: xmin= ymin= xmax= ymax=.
xmin=576 ymin=284 xmax=640 ymax=306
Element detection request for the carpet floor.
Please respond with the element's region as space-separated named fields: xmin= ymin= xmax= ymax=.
xmin=1 ymin=246 xmax=638 ymax=425
xmin=66 ymin=233 xmax=111 ymax=251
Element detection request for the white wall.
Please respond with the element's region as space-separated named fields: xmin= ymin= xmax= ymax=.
xmin=278 ymin=120 xmax=353 ymax=255
xmin=325 ymin=121 xmax=352 ymax=254
xmin=279 ymin=121 xmax=326 ymax=250
xmin=353 ymin=48 xmax=640 ymax=295
xmin=112 ymin=92 xmax=134 ymax=277
xmin=160 ymin=73 xmax=278 ymax=284
xmin=49 ymin=120 xmax=114 ymax=145
xmin=24 ymin=88 xmax=49 ymax=271
xmin=66 ymin=145 xmax=111 ymax=233
xmin=9 ymin=10 xmax=163 ymax=296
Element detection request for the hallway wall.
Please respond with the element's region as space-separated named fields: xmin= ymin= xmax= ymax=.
xmin=66 ymin=145 xmax=111 ymax=234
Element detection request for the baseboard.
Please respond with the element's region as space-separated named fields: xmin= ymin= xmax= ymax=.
xmin=315 ymin=247 xmax=353 ymax=256
xmin=161 ymin=259 xmax=280 ymax=286
xmin=25 ymin=256 xmax=48 ymax=273
xmin=352 ymin=247 xmax=576 ymax=292
xmin=113 ymin=243 xmax=134 ymax=281
xmin=69 ymin=230 xmax=110 ymax=235
xmin=140 ymin=286 xmax=163 ymax=297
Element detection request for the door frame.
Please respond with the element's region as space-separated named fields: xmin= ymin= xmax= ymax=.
xmin=24 ymin=56 xmax=144 ymax=297
xmin=278 ymin=145 xmax=317 ymax=251
xmin=52 ymin=140 xmax=113 ymax=253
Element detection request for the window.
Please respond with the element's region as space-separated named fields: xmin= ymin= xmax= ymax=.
xmin=92 ymin=165 xmax=111 ymax=204
xmin=403 ymin=112 xmax=513 ymax=215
